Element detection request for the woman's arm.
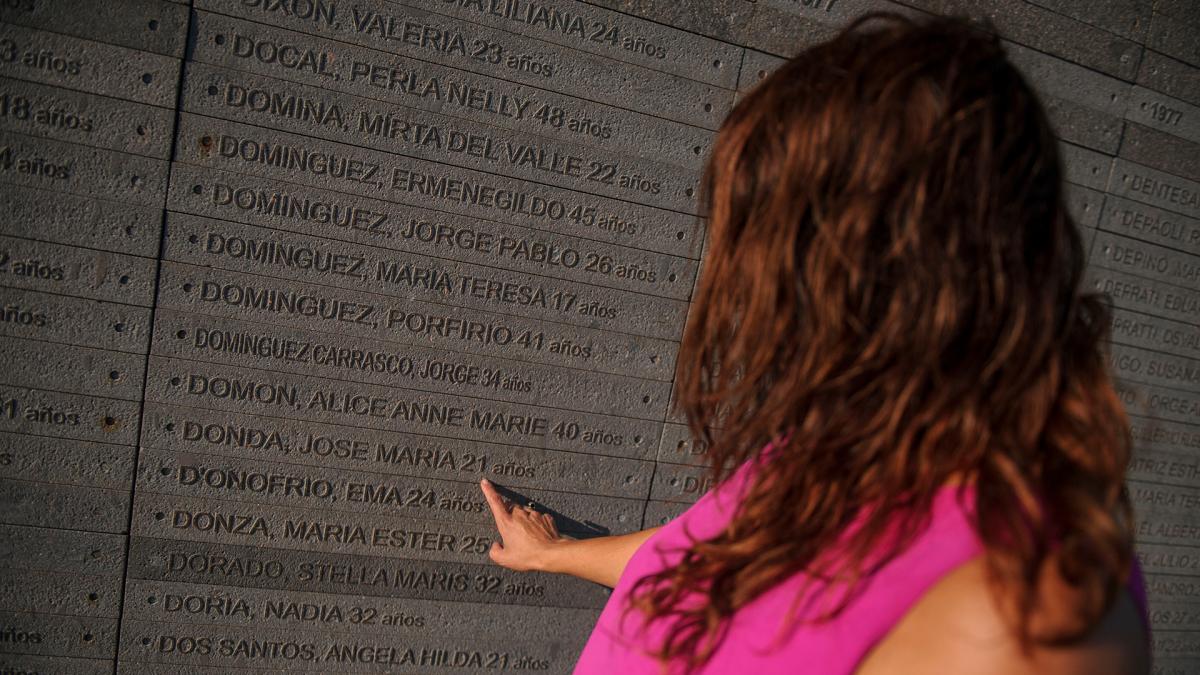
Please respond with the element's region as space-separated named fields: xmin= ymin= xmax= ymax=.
xmin=480 ymin=478 xmax=660 ymax=588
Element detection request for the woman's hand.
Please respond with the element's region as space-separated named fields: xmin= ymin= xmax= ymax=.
xmin=480 ymin=478 xmax=566 ymax=572
xmin=479 ymin=478 xmax=663 ymax=587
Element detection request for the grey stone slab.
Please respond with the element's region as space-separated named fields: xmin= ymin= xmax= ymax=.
xmin=424 ymin=0 xmax=741 ymax=88
xmin=0 ymin=235 xmax=157 ymax=305
xmin=1060 ymin=141 xmax=1113 ymax=191
xmin=1110 ymin=307 xmax=1200 ymax=361
xmin=175 ymin=114 xmax=698 ymax=260
xmin=186 ymin=12 xmax=714 ymax=174
xmin=1138 ymin=49 xmax=1200 ymax=108
xmin=145 ymin=355 xmax=662 ymax=460
xmin=1042 ymin=93 xmax=1122 ymax=154
xmin=0 ymin=385 xmax=139 ymax=445
xmin=1147 ymin=12 xmax=1200 ymax=69
xmin=0 ymin=431 xmax=136 ymax=491
xmin=1109 ymin=342 xmax=1200 ymax=393
xmin=1114 ymin=379 xmax=1200 ymax=425
xmin=1011 ymin=39 xmax=1132 ymax=117
xmin=141 ymin=402 xmax=652 ymax=500
xmin=1130 ymin=411 xmax=1200 ymax=454
xmin=1156 ymin=0 xmax=1200 ymax=26
xmin=168 ymin=165 xmax=699 ymax=299
xmin=1090 ymin=265 xmax=1200 ymax=324
xmin=642 ymin=498 xmax=688 ymax=528
xmin=1140 ymin=543 xmax=1200 ymax=575
xmin=0 ymin=185 xmax=161 ymax=258
xmin=901 ymin=0 xmax=1142 ymax=80
xmin=118 ymin=615 xmax=582 ymax=672
xmin=0 ymin=524 xmax=125 ymax=575
xmin=157 ymin=261 xmax=679 ymax=380
xmin=1066 ymin=183 xmax=1105 ymax=230
xmin=0 ymin=478 xmax=129 ymax=532
xmin=131 ymin=490 xmax=504 ymax=565
xmin=1126 ymin=86 xmax=1200 ymax=146
xmin=737 ymin=49 xmax=785 ymax=92
xmin=135 ymin=445 xmax=644 ymax=536
xmin=0 ymin=567 xmax=121 ymax=618
xmin=0 ymin=23 xmax=179 ymax=108
xmin=0 ymin=610 xmax=115 ymax=658
xmin=0 ymin=335 xmax=146 ymax=400
xmin=1132 ymin=480 xmax=1200 ymax=520
xmin=0 ymin=287 xmax=153 ymax=354
xmin=0 ymin=129 xmax=169 ymax=207
xmin=1153 ymin=656 xmax=1200 ymax=675
xmin=0 ymin=131 xmax=168 ymax=206
xmin=0 ymin=76 xmax=175 ymax=159
xmin=1151 ymin=631 xmax=1200 ymax=658
xmin=162 ymin=211 xmax=690 ymax=340
xmin=1024 ymin=0 xmax=1151 ymax=41
xmin=1146 ymin=575 xmax=1200 ymax=603
xmin=1129 ymin=445 xmax=1200 ymax=489
xmin=1135 ymin=503 xmax=1200 ymax=548
xmin=0 ymin=0 xmax=188 ymax=57
xmin=1091 ymin=230 xmax=1200 ymax=290
xmin=1111 ymin=157 xmax=1200 ymax=220
xmin=122 ymin=578 xmax=599 ymax=638
xmin=182 ymin=61 xmax=701 ymax=215
xmin=1121 ymin=122 xmax=1200 ymax=183
xmin=125 ymin=536 xmax=609 ymax=609
xmin=656 ymin=421 xmax=709 ymax=467
xmin=1100 ymin=194 xmax=1200 ymax=256
xmin=153 ymin=307 xmax=671 ymax=421
xmin=194 ymin=0 xmax=733 ymax=130
xmin=649 ymin=463 xmax=713 ymax=503
xmin=0 ymin=654 xmax=111 ymax=675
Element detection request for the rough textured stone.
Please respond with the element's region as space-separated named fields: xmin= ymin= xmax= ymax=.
xmin=1120 ymin=122 xmax=1200 ymax=182
xmin=1125 ymin=85 xmax=1200 ymax=146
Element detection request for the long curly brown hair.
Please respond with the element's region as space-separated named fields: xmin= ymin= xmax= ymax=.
xmin=629 ymin=12 xmax=1134 ymax=672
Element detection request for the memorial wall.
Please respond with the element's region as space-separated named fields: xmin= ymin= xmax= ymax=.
xmin=0 ymin=0 xmax=1195 ymax=673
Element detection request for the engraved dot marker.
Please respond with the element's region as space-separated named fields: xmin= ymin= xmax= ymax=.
xmin=625 ymin=475 xmax=635 ymax=484
xmin=154 ymin=511 xmax=165 ymax=520
xmin=215 ymin=34 xmax=226 ymax=45
xmin=670 ymin=478 xmax=679 ymax=486
xmin=130 ymin=175 xmax=142 ymax=187
xmin=650 ymin=355 xmax=659 ymax=364
xmin=148 ymin=596 xmax=156 ymax=604
xmin=119 ymin=275 xmax=130 ymax=284
xmin=713 ymin=59 xmax=721 ymax=68
xmin=634 ymin=435 xmax=643 ymax=444
xmin=125 ymin=225 xmax=136 ymax=236
xmin=676 ymin=231 xmax=685 ymax=240
xmin=103 ymin=416 xmax=116 ymax=426
xmin=170 ymin=377 xmax=181 ymax=386
xmin=188 ymin=234 xmax=198 ymax=244
xmin=83 ymin=633 xmax=94 ymax=642
xmin=160 ymin=467 xmax=170 ymax=476
xmin=148 ymin=19 xmax=159 ymax=30
xmin=142 ymin=73 xmax=153 ymax=84
xmin=176 ymin=330 xmax=187 ymax=339
xmin=677 ymin=440 xmax=687 ymax=450
xmin=192 ymin=184 xmax=202 ymax=194
xmin=642 ymin=395 xmax=651 ymax=403
xmin=88 ymin=592 xmax=99 ymax=601
xmin=109 ymin=370 xmax=120 ymax=381
xmin=183 ymin=283 xmax=193 ymax=292
xmin=208 ymin=85 xmax=218 ymax=96
xmin=693 ymin=146 xmax=702 ymax=155
xmin=669 ymin=273 xmax=677 ymax=282
xmin=703 ymin=103 xmax=713 ymax=112
xmin=164 ymin=422 xmax=174 ymax=431
xmin=686 ymin=188 xmax=694 ymax=197
xmin=142 ymin=637 xmax=151 ymax=646
xmin=758 ymin=70 xmax=767 ymax=79
xmin=113 ymin=323 xmax=125 ymax=332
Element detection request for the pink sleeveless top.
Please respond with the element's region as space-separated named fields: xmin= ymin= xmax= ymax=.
xmin=575 ymin=460 xmax=1149 ymax=673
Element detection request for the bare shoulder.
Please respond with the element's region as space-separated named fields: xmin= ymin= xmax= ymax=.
xmin=856 ymin=558 xmax=1150 ymax=675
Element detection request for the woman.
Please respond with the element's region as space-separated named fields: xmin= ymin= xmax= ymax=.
xmin=480 ymin=13 xmax=1151 ymax=675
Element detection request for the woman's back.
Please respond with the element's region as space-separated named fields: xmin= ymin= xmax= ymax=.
xmin=577 ymin=458 xmax=1149 ymax=674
